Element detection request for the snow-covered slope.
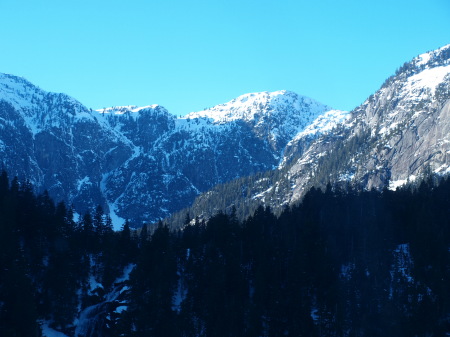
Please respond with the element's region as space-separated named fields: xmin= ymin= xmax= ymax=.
xmin=0 ymin=78 xmax=336 ymax=227
xmin=5 ymin=45 xmax=447 ymax=227
xmin=292 ymin=109 xmax=350 ymax=139
xmin=0 ymin=73 xmax=94 ymax=134
xmin=186 ymin=90 xmax=332 ymax=151
xmin=279 ymin=109 xmax=350 ymax=167
xmin=0 ymin=74 xmax=134 ymax=224
xmin=182 ymin=44 xmax=450 ymax=222
xmin=95 ymin=90 xmax=335 ymax=225
xmin=279 ymin=44 xmax=450 ymax=201
xmin=186 ymin=90 xmax=329 ymax=124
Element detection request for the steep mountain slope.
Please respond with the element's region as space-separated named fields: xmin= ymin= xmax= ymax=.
xmin=4 ymin=45 xmax=448 ymax=228
xmin=179 ymin=44 xmax=450 ymax=224
xmin=0 ymin=74 xmax=132 ymax=214
xmin=286 ymin=44 xmax=450 ymax=195
xmin=96 ymin=91 xmax=332 ymax=224
xmin=0 ymin=76 xmax=333 ymax=226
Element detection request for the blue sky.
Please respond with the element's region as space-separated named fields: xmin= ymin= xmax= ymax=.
xmin=1 ymin=0 xmax=449 ymax=115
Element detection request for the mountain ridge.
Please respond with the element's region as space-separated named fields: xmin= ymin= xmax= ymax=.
xmin=1 ymin=44 xmax=449 ymax=228
xmin=173 ymin=44 xmax=450 ymax=226
xmin=0 ymin=79 xmax=335 ymax=227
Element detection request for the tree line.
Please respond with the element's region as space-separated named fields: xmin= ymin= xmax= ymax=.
xmin=0 ymin=169 xmax=449 ymax=336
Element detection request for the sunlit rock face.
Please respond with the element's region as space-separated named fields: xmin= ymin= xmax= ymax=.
xmin=184 ymin=45 xmax=450 ymax=221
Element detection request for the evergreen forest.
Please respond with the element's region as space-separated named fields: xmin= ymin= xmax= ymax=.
xmin=0 ymin=169 xmax=449 ymax=336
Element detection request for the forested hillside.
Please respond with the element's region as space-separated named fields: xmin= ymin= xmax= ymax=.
xmin=0 ymin=170 xmax=449 ymax=336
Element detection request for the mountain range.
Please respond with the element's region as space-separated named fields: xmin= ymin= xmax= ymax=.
xmin=1 ymin=44 xmax=449 ymax=227
xmin=178 ymin=44 xmax=450 ymax=224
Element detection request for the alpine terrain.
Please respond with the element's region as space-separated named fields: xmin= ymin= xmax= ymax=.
xmin=0 ymin=77 xmax=335 ymax=227
xmin=181 ymin=44 xmax=450 ymax=223
xmin=0 ymin=45 xmax=449 ymax=337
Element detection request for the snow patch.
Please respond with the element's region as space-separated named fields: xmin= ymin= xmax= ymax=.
xmin=108 ymin=202 xmax=126 ymax=231
xmin=435 ymin=164 xmax=450 ymax=174
xmin=72 ymin=211 xmax=80 ymax=223
xmin=414 ymin=44 xmax=450 ymax=67
xmin=404 ymin=65 xmax=450 ymax=97
xmin=310 ymin=307 xmax=319 ymax=322
xmin=378 ymin=126 xmax=387 ymax=135
xmin=292 ymin=109 xmax=350 ymax=140
xmin=416 ymin=52 xmax=431 ymax=67
xmin=76 ymin=176 xmax=91 ymax=192
xmin=114 ymin=306 xmax=128 ymax=314
xmin=379 ymin=121 xmax=400 ymax=135
xmin=252 ymin=186 xmax=273 ymax=200
xmin=338 ymin=172 xmax=355 ymax=182
xmin=88 ymin=274 xmax=103 ymax=294
xmin=115 ymin=264 xmax=135 ymax=284
xmin=388 ymin=175 xmax=417 ymax=190
xmin=41 ymin=322 xmax=70 ymax=337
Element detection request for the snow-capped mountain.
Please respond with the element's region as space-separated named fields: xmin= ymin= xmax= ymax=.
xmin=186 ymin=90 xmax=332 ymax=151
xmin=182 ymin=44 xmax=450 ymax=222
xmin=3 ymin=44 xmax=448 ymax=228
xmin=0 ymin=77 xmax=334 ymax=227
xmin=0 ymin=73 xmax=132 ymax=216
xmin=302 ymin=44 xmax=450 ymax=189
xmin=281 ymin=45 xmax=450 ymax=193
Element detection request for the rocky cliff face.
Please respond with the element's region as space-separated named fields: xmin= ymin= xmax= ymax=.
xmin=0 ymin=76 xmax=333 ymax=227
xmin=182 ymin=45 xmax=450 ymax=223
xmin=285 ymin=44 xmax=450 ymax=197
xmin=352 ymin=45 xmax=450 ymax=188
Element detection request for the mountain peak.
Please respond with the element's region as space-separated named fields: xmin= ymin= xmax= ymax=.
xmin=0 ymin=72 xmax=93 ymax=135
xmin=184 ymin=90 xmax=332 ymax=124
xmin=0 ymin=73 xmax=46 ymax=110
xmin=182 ymin=90 xmax=335 ymax=152
xmin=0 ymin=73 xmax=86 ymax=112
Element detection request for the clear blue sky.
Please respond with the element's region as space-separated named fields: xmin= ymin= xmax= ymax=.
xmin=1 ymin=0 xmax=449 ymax=115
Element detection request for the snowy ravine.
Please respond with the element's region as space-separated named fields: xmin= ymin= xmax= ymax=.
xmin=74 ymin=284 xmax=123 ymax=337
xmin=74 ymin=264 xmax=134 ymax=337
